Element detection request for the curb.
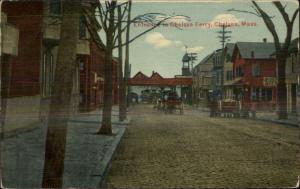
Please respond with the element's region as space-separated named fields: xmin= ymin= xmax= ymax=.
xmin=97 ymin=125 xmax=127 ymax=188
xmin=69 ymin=116 xmax=132 ymax=126
xmin=255 ymin=118 xmax=298 ymax=128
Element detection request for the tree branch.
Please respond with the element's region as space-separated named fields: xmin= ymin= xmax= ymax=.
xmin=291 ymin=8 xmax=299 ymax=26
xmin=83 ymin=7 xmax=106 ymax=49
xmin=273 ymin=1 xmax=291 ymax=27
xmin=228 ymin=8 xmax=262 ymax=17
xmin=251 ymin=1 xmax=281 ymax=51
xmin=97 ymin=2 xmax=108 ymax=31
xmin=113 ymin=16 xmax=173 ymax=49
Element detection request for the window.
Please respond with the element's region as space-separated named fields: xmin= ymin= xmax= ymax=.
xmin=49 ymin=0 xmax=61 ymax=15
xmin=251 ymin=87 xmax=272 ymax=101
xmin=79 ymin=58 xmax=85 ymax=71
xmin=226 ymin=70 xmax=233 ymax=81
xmin=261 ymin=88 xmax=272 ymax=101
xmin=236 ymin=66 xmax=243 ymax=77
xmin=252 ymin=64 xmax=261 ymax=77
xmin=42 ymin=52 xmax=54 ymax=97
xmin=79 ymin=15 xmax=87 ymax=39
xmin=251 ymin=87 xmax=260 ymax=101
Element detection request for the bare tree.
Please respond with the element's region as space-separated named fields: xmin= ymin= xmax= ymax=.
xmin=117 ymin=5 xmax=126 ymax=121
xmin=229 ymin=1 xmax=299 ymax=119
xmin=42 ymin=0 xmax=80 ymax=187
xmin=123 ymin=0 xmax=132 ymax=120
xmin=83 ymin=0 xmax=189 ymax=134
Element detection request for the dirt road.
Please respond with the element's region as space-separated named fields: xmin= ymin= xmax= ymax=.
xmin=105 ymin=104 xmax=299 ymax=188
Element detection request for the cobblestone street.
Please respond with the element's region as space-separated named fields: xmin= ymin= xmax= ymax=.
xmin=105 ymin=104 xmax=299 ymax=188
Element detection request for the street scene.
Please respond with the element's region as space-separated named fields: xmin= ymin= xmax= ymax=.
xmin=0 ymin=0 xmax=299 ymax=188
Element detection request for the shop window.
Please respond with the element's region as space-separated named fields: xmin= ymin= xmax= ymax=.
xmin=261 ymin=88 xmax=272 ymax=101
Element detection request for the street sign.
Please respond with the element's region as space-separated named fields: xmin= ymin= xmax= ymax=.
xmin=263 ymin=77 xmax=277 ymax=87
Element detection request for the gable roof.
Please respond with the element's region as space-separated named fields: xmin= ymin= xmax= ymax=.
xmin=132 ymin=71 xmax=149 ymax=80
xmin=200 ymin=53 xmax=214 ymax=64
xmin=235 ymin=42 xmax=276 ymax=59
xmin=129 ymin=71 xmax=192 ymax=86
xmin=225 ymin=43 xmax=235 ymax=58
xmin=150 ymin=72 xmax=164 ymax=80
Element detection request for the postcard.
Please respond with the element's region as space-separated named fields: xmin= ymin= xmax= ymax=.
xmin=0 ymin=0 xmax=299 ymax=188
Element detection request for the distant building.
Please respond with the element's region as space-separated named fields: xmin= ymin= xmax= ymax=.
xmin=284 ymin=38 xmax=298 ymax=114
xmin=192 ymin=52 xmax=214 ymax=106
xmin=222 ymin=43 xmax=235 ymax=100
xmin=211 ymin=49 xmax=223 ymax=99
xmin=181 ymin=53 xmax=196 ymax=104
xmin=128 ymin=71 xmax=192 ymax=103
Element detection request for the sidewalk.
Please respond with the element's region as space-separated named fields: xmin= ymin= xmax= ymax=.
xmin=194 ymin=106 xmax=298 ymax=127
xmin=1 ymin=108 xmax=129 ymax=188
xmin=255 ymin=112 xmax=298 ymax=127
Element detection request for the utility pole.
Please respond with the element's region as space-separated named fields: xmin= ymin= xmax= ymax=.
xmin=217 ymin=24 xmax=232 ymax=100
xmin=185 ymin=46 xmax=197 ymax=105
xmin=217 ymin=24 xmax=232 ymax=49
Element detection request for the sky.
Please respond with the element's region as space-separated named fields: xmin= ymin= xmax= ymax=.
xmin=113 ymin=0 xmax=299 ymax=78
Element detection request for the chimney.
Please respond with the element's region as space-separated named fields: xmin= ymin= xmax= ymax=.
xmin=263 ymin=38 xmax=267 ymax=43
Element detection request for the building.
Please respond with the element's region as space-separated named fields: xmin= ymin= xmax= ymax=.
xmin=1 ymin=1 xmax=43 ymax=133
xmin=181 ymin=53 xmax=195 ymax=104
xmin=222 ymin=43 xmax=235 ymax=100
xmin=284 ymin=38 xmax=298 ymax=114
xmin=1 ymin=0 xmax=118 ymax=134
xmin=211 ymin=49 xmax=223 ymax=99
xmin=231 ymin=40 xmax=277 ymax=111
xmin=128 ymin=71 xmax=192 ymax=102
xmin=192 ymin=52 xmax=214 ymax=106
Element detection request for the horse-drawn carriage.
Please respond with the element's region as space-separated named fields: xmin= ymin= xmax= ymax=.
xmin=154 ymin=90 xmax=184 ymax=114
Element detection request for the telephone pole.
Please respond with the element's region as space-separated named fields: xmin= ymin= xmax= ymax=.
xmin=217 ymin=24 xmax=232 ymax=49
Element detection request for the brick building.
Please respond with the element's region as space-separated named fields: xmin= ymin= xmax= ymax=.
xmin=231 ymin=41 xmax=277 ymax=111
xmin=1 ymin=0 xmax=118 ymax=133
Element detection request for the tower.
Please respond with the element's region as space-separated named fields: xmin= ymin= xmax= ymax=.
xmin=182 ymin=53 xmax=191 ymax=76
xmin=181 ymin=47 xmax=197 ymax=76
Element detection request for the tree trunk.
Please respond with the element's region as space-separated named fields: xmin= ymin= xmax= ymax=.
xmin=117 ymin=6 xmax=126 ymax=122
xmin=0 ymin=55 xmax=12 ymax=128
xmin=277 ymin=55 xmax=288 ymax=119
xmin=0 ymin=55 xmax=12 ymax=185
xmin=98 ymin=2 xmax=116 ymax=135
xmin=124 ymin=0 xmax=132 ymax=109
xmin=42 ymin=1 xmax=80 ymax=187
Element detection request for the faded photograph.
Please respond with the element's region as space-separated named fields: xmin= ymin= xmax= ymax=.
xmin=0 ymin=0 xmax=299 ymax=188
